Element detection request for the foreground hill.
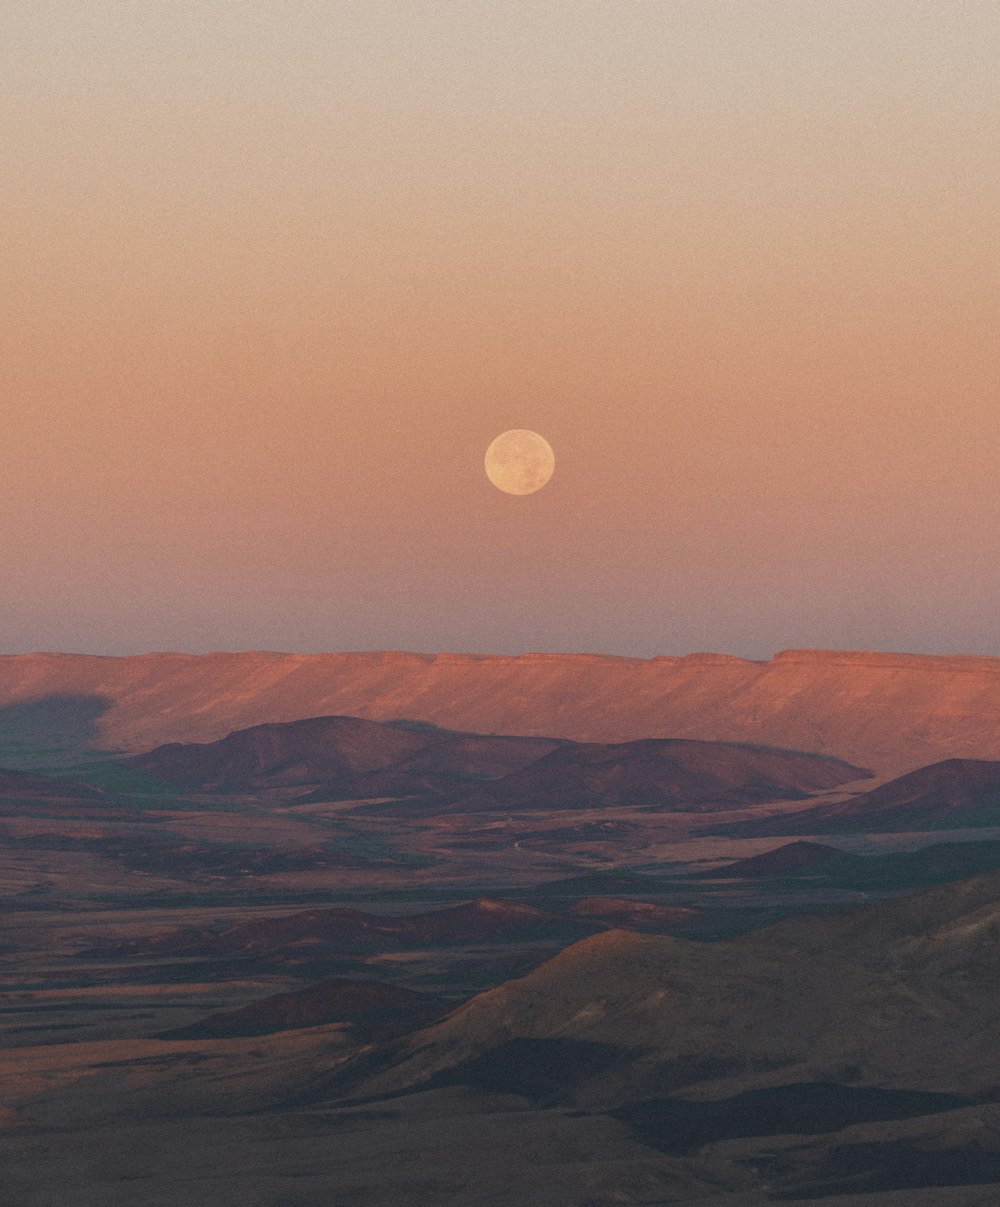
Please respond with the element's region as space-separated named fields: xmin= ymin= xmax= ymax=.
xmin=713 ymin=758 xmax=1000 ymax=836
xmin=5 ymin=648 xmax=1000 ymax=773
xmin=343 ymin=868 xmax=1000 ymax=1114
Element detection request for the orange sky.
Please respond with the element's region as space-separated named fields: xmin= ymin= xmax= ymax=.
xmin=3 ymin=3 xmax=999 ymax=657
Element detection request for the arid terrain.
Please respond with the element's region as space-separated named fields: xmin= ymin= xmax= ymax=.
xmin=4 ymin=652 xmax=1000 ymax=1204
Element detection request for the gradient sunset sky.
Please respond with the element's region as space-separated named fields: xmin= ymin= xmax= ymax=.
xmin=4 ymin=2 xmax=998 ymax=658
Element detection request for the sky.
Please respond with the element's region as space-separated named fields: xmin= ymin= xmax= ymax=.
xmin=3 ymin=1 xmax=998 ymax=659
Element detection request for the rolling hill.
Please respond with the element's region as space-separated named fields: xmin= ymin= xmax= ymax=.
xmin=712 ymin=758 xmax=1000 ymax=836
xmin=123 ymin=717 xmax=868 ymax=812
xmin=443 ymin=737 xmax=867 ymax=814
xmin=341 ymin=868 xmax=1000 ymax=1112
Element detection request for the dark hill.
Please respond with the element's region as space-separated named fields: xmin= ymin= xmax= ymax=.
xmin=125 ymin=715 xmax=567 ymax=797
xmin=163 ymin=978 xmax=451 ymax=1041
xmin=692 ymin=838 xmax=1000 ymax=895
xmin=443 ymin=739 xmax=869 ymax=814
xmin=122 ymin=715 xmax=865 ymax=813
xmin=297 ymin=732 xmax=571 ymax=805
xmin=699 ymin=840 xmax=860 ymax=879
xmin=711 ymin=758 xmax=1000 ymax=837
xmin=123 ymin=715 xmax=434 ymax=792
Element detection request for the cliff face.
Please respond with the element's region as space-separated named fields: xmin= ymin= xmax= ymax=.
xmin=2 ymin=647 xmax=1000 ymax=774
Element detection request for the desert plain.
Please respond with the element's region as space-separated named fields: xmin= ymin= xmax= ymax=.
xmin=5 ymin=650 xmax=1000 ymax=1204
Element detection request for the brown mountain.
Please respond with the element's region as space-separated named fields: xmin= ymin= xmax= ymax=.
xmin=442 ymin=738 xmax=868 ymax=814
xmin=164 ymin=978 xmax=451 ymax=1041
xmin=344 ymin=869 xmax=1000 ymax=1112
xmin=122 ymin=716 xmax=863 ymax=811
xmin=6 ymin=648 xmax=1000 ymax=774
xmin=295 ymin=732 xmax=568 ymax=803
xmin=123 ymin=715 xmax=434 ymax=791
xmin=714 ymin=758 xmax=1000 ymax=837
xmin=124 ymin=715 xmax=566 ymax=796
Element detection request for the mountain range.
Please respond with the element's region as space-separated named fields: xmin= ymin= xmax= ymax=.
xmin=5 ymin=647 xmax=1000 ymax=773
xmin=125 ymin=715 xmax=868 ymax=811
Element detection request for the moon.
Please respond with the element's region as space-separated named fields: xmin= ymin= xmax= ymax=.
xmin=484 ymin=430 xmax=555 ymax=496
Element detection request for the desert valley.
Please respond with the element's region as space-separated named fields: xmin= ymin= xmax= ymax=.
xmin=4 ymin=649 xmax=1000 ymax=1204
xmin=8 ymin=0 xmax=998 ymax=1201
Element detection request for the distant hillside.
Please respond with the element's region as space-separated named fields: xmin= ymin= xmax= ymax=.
xmin=124 ymin=715 xmax=567 ymax=796
xmin=712 ymin=758 xmax=1000 ymax=836
xmin=443 ymin=738 xmax=866 ymax=814
xmin=694 ymin=839 xmax=1000 ymax=895
xmin=6 ymin=648 xmax=1000 ymax=773
xmin=123 ymin=717 xmax=866 ymax=813
xmin=696 ymin=840 xmax=858 ymax=878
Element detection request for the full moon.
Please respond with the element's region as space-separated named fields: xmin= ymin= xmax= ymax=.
xmin=484 ymin=430 xmax=555 ymax=495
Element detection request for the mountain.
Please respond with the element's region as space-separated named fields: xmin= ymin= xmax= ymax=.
xmin=341 ymin=869 xmax=1000 ymax=1112
xmin=712 ymin=758 xmax=1000 ymax=836
xmin=123 ymin=715 xmax=434 ymax=792
xmin=124 ymin=715 xmax=566 ymax=795
xmin=6 ymin=648 xmax=1000 ymax=773
xmin=164 ymin=978 xmax=451 ymax=1041
xmin=123 ymin=717 xmax=865 ymax=811
xmin=442 ymin=738 xmax=867 ymax=814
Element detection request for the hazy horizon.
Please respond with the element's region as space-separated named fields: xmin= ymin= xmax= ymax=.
xmin=8 ymin=642 xmax=1000 ymax=664
xmin=6 ymin=3 xmax=998 ymax=659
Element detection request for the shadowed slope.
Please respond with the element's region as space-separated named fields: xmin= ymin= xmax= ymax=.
xmin=443 ymin=738 xmax=868 ymax=814
xmin=714 ymin=759 xmax=1000 ymax=836
xmin=164 ymin=979 xmax=451 ymax=1041
xmin=123 ymin=715 xmax=433 ymax=791
xmin=698 ymin=841 xmax=861 ymax=879
xmin=125 ymin=716 xmax=568 ymax=796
